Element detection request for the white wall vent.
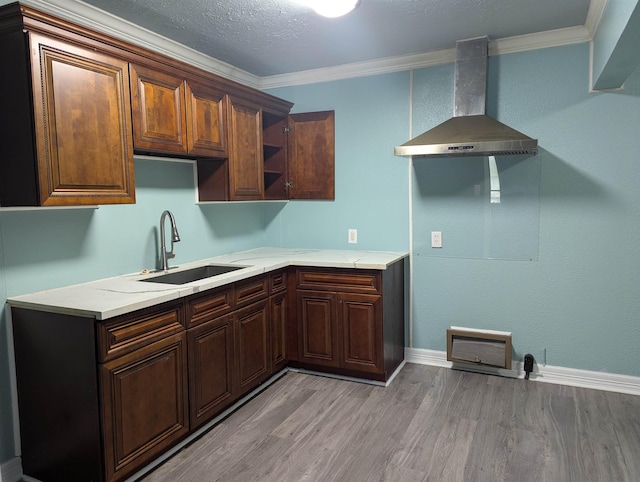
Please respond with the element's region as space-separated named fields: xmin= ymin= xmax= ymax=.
xmin=446 ymin=326 xmax=512 ymax=370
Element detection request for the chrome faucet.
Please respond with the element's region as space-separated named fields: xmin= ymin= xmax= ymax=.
xmin=159 ymin=210 xmax=180 ymax=271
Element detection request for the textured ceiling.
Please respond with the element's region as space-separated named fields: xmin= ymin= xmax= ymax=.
xmin=79 ymin=0 xmax=592 ymax=77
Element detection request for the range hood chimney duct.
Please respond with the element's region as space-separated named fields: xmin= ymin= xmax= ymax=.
xmin=394 ymin=37 xmax=538 ymax=158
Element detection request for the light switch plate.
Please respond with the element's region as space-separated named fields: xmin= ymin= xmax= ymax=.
xmin=348 ymin=229 xmax=357 ymax=244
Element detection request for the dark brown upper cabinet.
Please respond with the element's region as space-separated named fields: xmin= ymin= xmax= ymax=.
xmin=262 ymin=110 xmax=335 ymax=200
xmin=130 ymin=64 xmax=228 ymax=159
xmin=287 ymin=111 xmax=335 ymax=200
xmin=0 ymin=12 xmax=136 ymax=207
xmin=0 ymin=3 xmax=334 ymax=206
xmin=186 ymin=79 xmax=228 ymax=158
xmin=198 ymin=109 xmax=335 ymax=202
xmin=227 ymin=95 xmax=264 ymax=200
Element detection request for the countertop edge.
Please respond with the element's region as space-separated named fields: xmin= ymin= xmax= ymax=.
xmin=6 ymin=248 xmax=409 ymax=320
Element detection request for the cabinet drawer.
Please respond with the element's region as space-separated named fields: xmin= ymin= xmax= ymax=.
xmin=235 ymin=275 xmax=269 ymax=307
xmin=187 ymin=286 xmax=233 ymax=328
xmin=296 ymin=269 xmax=380 ymax=294
xmin=98 ymin=301 xmax=185 ymax=363
xmin=269 ymin=270 xmax=287 ymax=294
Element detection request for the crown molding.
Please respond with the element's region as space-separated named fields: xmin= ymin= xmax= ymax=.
xmin=259 ymin=48 xmax=457 ymax=89
xmin=584 ymin=0 xmax=609 ymax=38
xmin=490 ymin=25 xmax=590 ymax=56
xmin=21 ymin=0 xmax=261 ymax=89
xmin=20 ymin=0 xmax=605 ymax=92
xmin=261 ymin=24 xmax=593 ymax=89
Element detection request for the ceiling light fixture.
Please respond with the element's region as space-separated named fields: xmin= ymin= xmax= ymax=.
xmin=295 ymin=0 xmax=359 ymax=18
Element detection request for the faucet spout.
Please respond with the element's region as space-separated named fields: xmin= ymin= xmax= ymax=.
xmin=160 ymin=210 xmax=180 ymax=271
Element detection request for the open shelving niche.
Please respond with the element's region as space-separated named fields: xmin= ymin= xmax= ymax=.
xmin=191 ymin=110 xmax=293 ymax=203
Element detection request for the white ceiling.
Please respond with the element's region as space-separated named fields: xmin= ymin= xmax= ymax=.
xmin=77 ymin=0 xmax=594 ymax=78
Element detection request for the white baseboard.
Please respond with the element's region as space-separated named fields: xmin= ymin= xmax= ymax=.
xmin=0 ymin=457 xmax=22 ymax=482
xmin=405 ymin=347 xmax=640 ymax=396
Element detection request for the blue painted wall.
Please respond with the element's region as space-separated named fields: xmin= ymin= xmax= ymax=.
xmin=410 ymin=43 xmax=640 ymax=374
xmin=267 ymin=72 xmax=411 ymax=250
xmin=268 ymin=43 xmax=640 ymax=378
xmin=592 ymin=0 xmax=640 ymax=89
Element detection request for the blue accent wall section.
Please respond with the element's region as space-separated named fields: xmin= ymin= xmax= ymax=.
xmin=412 ymin=43 xmax=640 ymax=375
xmin=266 ymin=72 xmax=411 ymax=250
xmin=1 ymin=160 xmax=271 ymax=295
xmin=592 ymin=0 xmax=640 ymax=90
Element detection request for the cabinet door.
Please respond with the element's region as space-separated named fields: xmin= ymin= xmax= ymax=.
xmin=188 ymin=314 xmax=235 ymax=429
xmin=228 ymin=96 xmax=264 ymax=200
xmin=270 ymin=291 xmax=288 ymax=373
xmin=130 ymin=64 xmax=188 ymax=155
xmin=236 ymin=299 xmax=270 ymax=392
xmin=185 ymin=80 xmax=228 ymax=158
xmin=340 ymin=293 xmax=383 ymax=374
xmin=297 ymin=290 xmax=340 ymax=367
xmin=28 ymin=32 xmax=135 ymax=205
xmin=100 ymin=332 xmax=189 ymax=482
xmin=287 ymin=111 xmax=335 ymax=200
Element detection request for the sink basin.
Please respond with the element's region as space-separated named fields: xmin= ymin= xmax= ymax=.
xmin=141 ymin=265 xmax=247 ymax=285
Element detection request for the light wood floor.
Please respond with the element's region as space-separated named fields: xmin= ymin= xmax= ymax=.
xmin=138 ymin=363 xmax=640 ymax=481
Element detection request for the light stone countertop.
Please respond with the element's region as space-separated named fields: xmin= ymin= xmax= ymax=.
xmin=6 ymin=247 xmax=408 ymax=320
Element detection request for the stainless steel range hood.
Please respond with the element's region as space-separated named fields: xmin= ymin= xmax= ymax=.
xmin=395 ymin=37 xmax=538 ymax=158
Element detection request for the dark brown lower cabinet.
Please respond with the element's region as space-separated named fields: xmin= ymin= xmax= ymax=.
xmin=296 ymin=291 xmax=383 ymax=374
xmin=270 ymin=290 xmax=288 ymax=373
xmin=185 ymin=275 xmax=280 ymax=433
xmin=297 ymin=291 xmax=340 ymax=367
xmin=291 ymin=259 xmax=405 ymax=382
xmin=187 ymin=314 xmax=235 ymax=429
xmin=236 ymin=300 xmax=270 ymax=393
xmin=340 ymin=293 xmax=383 ymax=374
xmin=11 ymin=299 xmax=189 ymax=482
xmin=100 ymin=332 xmax=189 ymax=482
xmin=11 ymin=263 xmax=404 ymax=481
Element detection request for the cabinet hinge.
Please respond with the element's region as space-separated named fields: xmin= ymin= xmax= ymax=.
xmin=283 ymin=126 xmax=291 ymax=133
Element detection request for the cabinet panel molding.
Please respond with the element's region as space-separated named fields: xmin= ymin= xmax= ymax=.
xmin=228 ymin=96 xmax=264 ymax=200
xmin=296 ymin=268 xmax=380 ymax=294
xmin=186 ymin=80 xmax=228 ymax=157
xmin=188 ymin=315 xmax=235 ymax=428
xmin=187 ymin=286 xmax=234 ymax=328
xmin=292 ymin=262 xmax=405 ymax=381
xmin=100 ymin=332 xmax=189 ymax=482
xmin=0 ymin=27 xmax=135 ymax=206
xmin=297 ymin=291 xmax=340 ymax=367
xmin=270 ymin=291 xmax=288 ymax=372
xmin=235 ymin=274 xmax=270 ymax=307
xmin=130 ymin=64 xmax=188 ymax=154
xmin=340 ymin=293 xmax=383 ymax=373
xmin=99 ymin=300 xmax=185 ymax=362
xmin=236 ymin=300 xmax=270 ymax=392
xmin=287 ymin=111 xmax=335 ymax=200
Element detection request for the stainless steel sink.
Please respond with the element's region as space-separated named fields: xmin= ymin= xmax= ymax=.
xmin=141 ymin=265 xmax=247 ymax=285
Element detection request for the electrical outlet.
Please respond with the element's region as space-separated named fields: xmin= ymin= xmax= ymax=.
xmin=431 ymin=231 xmax=442 ymax=248
xmin=348 ymin=229 xmax=357 ymax=244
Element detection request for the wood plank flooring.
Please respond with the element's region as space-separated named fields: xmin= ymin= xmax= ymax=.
xmin=138 ymin=363 xmax=640 ymax=481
